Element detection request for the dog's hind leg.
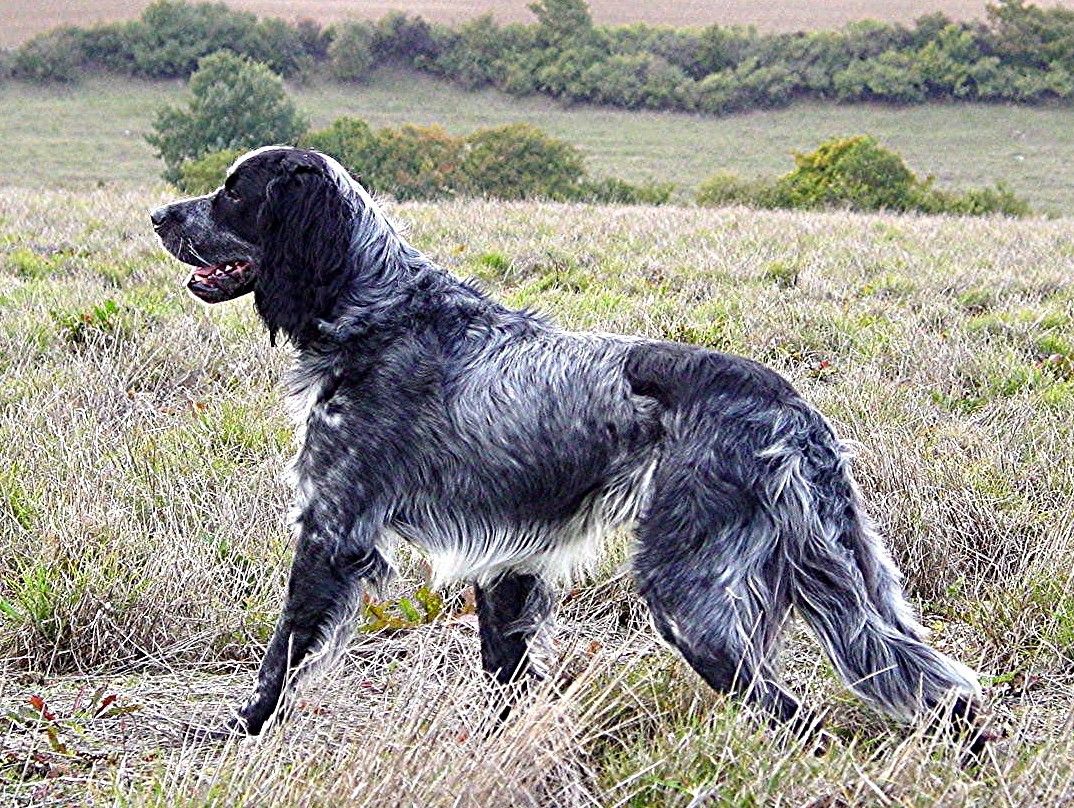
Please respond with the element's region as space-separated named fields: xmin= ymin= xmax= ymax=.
xmin=222 ymin=525 xmax=390 ymax=737
xmin=633 ymin=462 xmax=819 ymax=736
xmin=475 ymin=572 xmax=555 ymax=719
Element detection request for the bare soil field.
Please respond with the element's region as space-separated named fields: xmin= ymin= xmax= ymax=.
xmin=4 ymin=0 xmax=1074 ymax=46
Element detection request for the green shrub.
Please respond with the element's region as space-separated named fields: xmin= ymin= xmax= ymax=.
xmin=147 ymin=51 xmax=307 ymax=184
xmin=697 ymin=135 xmax=1031 ymax=216
xmin=249 ymin=17 xmax=315 ymax=77
xmin=834 ymin=51 xmax=926 ymax=102
xmin=460 ymin=123 xmax=585 ymax=200
xmin=12 ymin=29 xmax=82 ymax=83
xmin=774 ymin=135 xmax=920 ymax=210
xmin=578 ymin=177 xmax=674 ymax=204
xmin=696 ymin=172 xmax=778 ymax=207
xmin=372 ymin=12 xmax=441 ymax=66
xmin=303 ymin=117 xmax=461 ymax=198
xmin=77 ymin=22 xmax=139 ymax=73
xmin=916 ymin=182 xmax=1033 ymax=216
xmin=329 ymin=21 xmax=376 ymax=82
xmin=368 ymin=124 xmax=464 ymax=200
xmin=129 ymin=0 xmax=258 ymax=78
xmin=302 ymin=115 xmax=670 ymax=204
xmin=433 ymin=15 xmax=508 ymax=89
xmin=176 ymin=148 xmax=242 ymax=193
xmin=299 ymin=117 xmax=376 ymax=172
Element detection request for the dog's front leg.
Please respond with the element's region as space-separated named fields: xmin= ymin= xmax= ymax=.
xmin=475 ymin=572 xmax=556 ymax=721
xmin=222 ymin=520 xmax=388 ymax=737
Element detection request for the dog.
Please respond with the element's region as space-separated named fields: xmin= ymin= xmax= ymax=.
xmin=151 ymin=145 xmax=985 ymax=748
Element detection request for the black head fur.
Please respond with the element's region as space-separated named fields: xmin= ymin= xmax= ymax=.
xmin=255 ymin=152 xmax=358 ymax=347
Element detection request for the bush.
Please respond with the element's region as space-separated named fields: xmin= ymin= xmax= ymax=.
xmin=433 ymin=15 xmax=507 ymax=89
xmin=302 ymin=117 xmax=462 ymax=198
xmin=14 ymin=0 xmax=1074 ymax=116
xmin=249 ymin=18 xmax=315 ymax=77
xmin=696 ymin=172 xmax=779 ymax=207
xmin=460 ymin=123 xmax=585 ymax=200
xmin=129 ymin=0 xmax=259 ymax=78
xmin=299 ymin=116 xmax=376 ymax=171
xmin=301 ymin=115 xmax=669 ymax=204
xmin=577 ymin=53 xmax=695 ymax=109
xmin=175 ymin=148 xmax=242 ymax=193
xmin=697 ymin=135 xmax=1031 ymax=216
xmin=77 ymin=22 xmax=138 ymax=73
xmin=368 ymin=124 xmax=465 ymax=200
xmin=916 ymin=182 xmax=1033 ymax=216
xmin=146 ymin=51 xmax=308 ymax=184
xmin=578 ymin=177 xmax=674 ymax=204
xmin=329 ymin=21 xmax=376 ymax=82
xmin=834 ymin=51 xmax=926 ymax=102
xmin=12 ymin=29 xmax=82 ymax=83
xmin=775 ymin=135 xmax=919 ymax=210
xmin=373 ymin=12 xmax=441 ymax=66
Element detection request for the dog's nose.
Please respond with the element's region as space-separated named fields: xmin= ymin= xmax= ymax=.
xmin=150 ymin=205 xmax=171 ymax=229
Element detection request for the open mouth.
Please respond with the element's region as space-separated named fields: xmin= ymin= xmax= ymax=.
xmin=187 ymin=261 xmax=257 ymax=304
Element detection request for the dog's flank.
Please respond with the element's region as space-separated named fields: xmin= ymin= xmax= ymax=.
xmin=151 ymin=146 xmax=985 ymax=747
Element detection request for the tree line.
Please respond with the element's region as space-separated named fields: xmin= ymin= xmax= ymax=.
xmin=7 ymin=0 xmax=1074 ymax=113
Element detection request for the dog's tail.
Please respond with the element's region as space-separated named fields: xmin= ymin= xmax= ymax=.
xmin=761 ymin=410 xmax=980 ymax=723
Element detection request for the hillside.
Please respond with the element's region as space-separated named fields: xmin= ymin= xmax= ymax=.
xmin=1 ymin=186 xmax=1072 ymax=804
xmin=1 ymin=70 xmax=1072 ymax=213
xmin=6 ymin=0 xmax=1074 ymax=46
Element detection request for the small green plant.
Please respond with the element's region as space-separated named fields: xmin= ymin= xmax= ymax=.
xmin=957 ymin=287 xmax=994 ymax=312
xmin=0 ymin=463 xmax=36 ymax=532
xmin=49 ymin=299 xmax=127 ymax=345
xmin=361 ymin=587 xmax=444 ymax=633
xmin=476 ymin=251 xmax=511 ymax=272
xmin=762 ymin=260 xmax=798 ymax=288
xmin=5 ymin=247 xmax=76 ymax=279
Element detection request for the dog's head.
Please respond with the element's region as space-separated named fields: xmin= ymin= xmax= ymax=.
xmin=152 ymin=146 xmax=362 ymax=343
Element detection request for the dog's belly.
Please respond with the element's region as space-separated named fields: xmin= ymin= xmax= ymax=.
xmin=394 ymin=456 xmax=658 ymax=588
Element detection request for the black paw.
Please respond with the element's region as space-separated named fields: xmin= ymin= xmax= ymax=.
xmin=182 ymin=714 xmax=254 ymax=744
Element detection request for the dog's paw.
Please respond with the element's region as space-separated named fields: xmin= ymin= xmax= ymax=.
xmin=182 ymin=714 xmax=253 ymax=745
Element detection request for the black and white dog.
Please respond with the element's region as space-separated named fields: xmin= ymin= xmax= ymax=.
xmin=152 ymin=146 xmax=985 ymax=747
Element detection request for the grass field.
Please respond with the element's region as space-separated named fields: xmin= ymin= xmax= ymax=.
xmin=4 ymin=0 xmax=1070 ymax=47
xmin=1 ymin=183 xmax=1073 ymax=804
xmin=3 ymin=70 xmax=1074 ymax=213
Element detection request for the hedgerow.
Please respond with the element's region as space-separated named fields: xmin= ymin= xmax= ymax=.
xmin=10 ymin=0 xmax=1074 ymax=115
xmin=175 ymin=111 xmax=672 ymax=204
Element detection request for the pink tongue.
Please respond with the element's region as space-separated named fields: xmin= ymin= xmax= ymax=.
xmin=193 ymin=265 xmax=219 ymax=280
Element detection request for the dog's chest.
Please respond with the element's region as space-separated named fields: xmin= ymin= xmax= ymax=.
xmin=281 ymin=357 xmax=339 ymax=503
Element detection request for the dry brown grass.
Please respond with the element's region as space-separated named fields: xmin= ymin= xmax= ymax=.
xmin=5 ymin=0 xmax=1074 ymax=46
xmin=1 ymin=187 xmax=1073 ymax=804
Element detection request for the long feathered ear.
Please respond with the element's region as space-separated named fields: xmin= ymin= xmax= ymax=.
xmin=255 ymin=159 xmax=354 ymax=347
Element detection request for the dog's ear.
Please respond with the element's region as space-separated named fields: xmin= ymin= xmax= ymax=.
xmin=255 ymin=156 xmax=353 ymax=346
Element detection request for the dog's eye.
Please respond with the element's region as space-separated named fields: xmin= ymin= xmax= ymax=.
xmin=224 ymin=188 xmax=242 ymax=203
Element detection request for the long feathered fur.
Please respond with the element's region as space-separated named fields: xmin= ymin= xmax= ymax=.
xmin=153 ymin=146 xmax=985 ymax=747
